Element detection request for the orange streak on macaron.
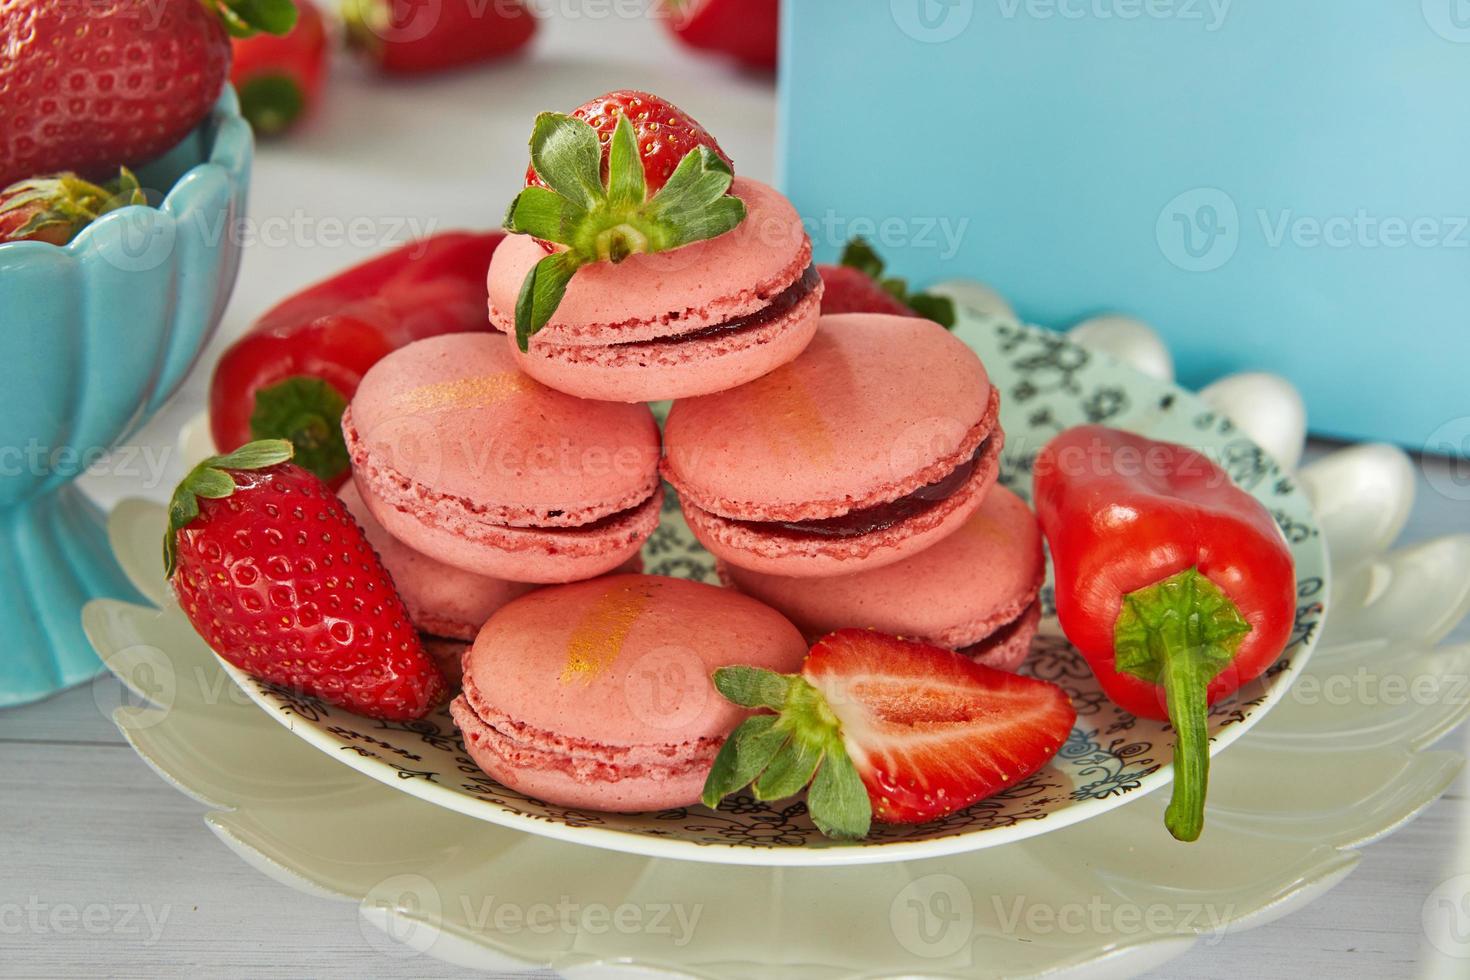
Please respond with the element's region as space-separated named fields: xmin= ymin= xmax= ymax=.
xmin=560 ymin=582 xmax=653 ymax=684
xmin=745 ymin=364 xmax=834 ymax=465
xmin=392 ymin=372 xmax=538 ymax=414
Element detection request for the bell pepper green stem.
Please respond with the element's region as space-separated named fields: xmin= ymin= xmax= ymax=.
xmin=1114 ymin=566 xmax=1252 ymax=843
xmin=1157 ymin=628 xmax=1212 ymax=841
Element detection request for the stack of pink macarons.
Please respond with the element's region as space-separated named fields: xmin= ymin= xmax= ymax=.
xmin=337 ymin=168 xmax=1043 ymax=815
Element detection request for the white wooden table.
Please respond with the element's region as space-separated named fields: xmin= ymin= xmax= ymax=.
xmin=2 ymin=12 xmax=1467 ymax=978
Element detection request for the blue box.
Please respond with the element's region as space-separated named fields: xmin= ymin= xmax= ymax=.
xmin=778 ymin=0 xmax=1469 ymax=454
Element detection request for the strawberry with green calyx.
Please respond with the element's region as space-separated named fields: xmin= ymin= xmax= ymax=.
xmin=817 ymin=238 xmax=957 ymax=328
xmin=0 ymin=169 xmax=144 ymax=246
xmin=503 ymin=93 xmax=746 ymax=350
xmin=166 ymin=439 xmax=447 ymax=721
xmin=703 ymin=629 xmax=1077 ymax=839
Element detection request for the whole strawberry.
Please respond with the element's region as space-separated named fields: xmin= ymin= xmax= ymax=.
xmin=523 ymin=90 xmax=732 ymax=195
xmin=165 ymin=440 xmax=446 ymax=721
xmin=504 ymin=90 xmax=745 ymax=346
xmin=343 ymin=0 xmax=536 ymax=75
xmin=662 ymin=0 xmax=779 ymax=72
xmin=0 ymin=168 xmax=143 ymax=245
xmin=818 ymin=238 xmax=957 ymax=327
xmin=703 ymin=629 xmax=1076 ymax=838
xmin=0 ymin=0 xmax=296 ymax=187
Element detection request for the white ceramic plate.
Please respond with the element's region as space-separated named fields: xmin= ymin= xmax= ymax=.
xmin=87 ymin=436 xmax=1470 ymax=977
xmin=144 ymin=308 xmax=1327 ymax=866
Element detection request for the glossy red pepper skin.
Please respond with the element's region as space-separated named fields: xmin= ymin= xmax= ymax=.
xmin=1032 ymin=425 xmax=1296 ymax=721
xmin=208 ymin=231 xmax=503 ymax=477
xmin=230 ymin=0 xmax=329 ymax=136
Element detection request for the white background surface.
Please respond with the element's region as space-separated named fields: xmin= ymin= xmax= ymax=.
xmin=3 ymin=9 xmax=1469 ymax=978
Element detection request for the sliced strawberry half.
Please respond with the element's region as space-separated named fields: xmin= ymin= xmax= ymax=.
xmin=703 ymin=628 xmax=1076 ymax=838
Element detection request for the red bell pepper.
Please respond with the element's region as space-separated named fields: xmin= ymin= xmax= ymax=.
xmin=230 ymin=0 xmax=329 ymax=136
xmin=209 ymin=231 xmax=504 ymax=486
xmin=1032 ymin=425 xmax=1296 ymax=842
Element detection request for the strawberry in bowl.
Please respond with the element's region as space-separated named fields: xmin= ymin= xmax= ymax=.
xmin=0 ymin=0 xmax=290 ymax=707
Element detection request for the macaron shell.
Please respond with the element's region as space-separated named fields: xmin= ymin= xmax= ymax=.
xmin=340 ymin=482 xmax=537 ymax=639
xmin=356 ymin=477 xmax=663 ymax=584
xmin=963 ymin=600 xmax=1042 ymax=673
xmin=450 ymin=691 xmax=713 ymax=812
xmin=719 ymin=484 xmax=1044 ymax=648
xmin=504 ymin=283 xmax=821 ymax=403
xmin=463 ymin=575 xmax=807 ymax=745
xmin=663 ymin=314 xmax=995 ymax=521
xmin=680 ymin=422 xmax=1002 ymax=578
xmin=347 ymin=333 xmax=661 ymax=524
xmin=487 ymin=178 xmax=811 ymax=345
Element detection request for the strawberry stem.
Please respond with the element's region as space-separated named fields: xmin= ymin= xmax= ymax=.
xmin=1114 ymin=567 xmax=1252 ymax=843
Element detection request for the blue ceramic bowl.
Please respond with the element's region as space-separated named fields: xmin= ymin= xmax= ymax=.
xmin=0 ymin=88 xmax=252 ymax=707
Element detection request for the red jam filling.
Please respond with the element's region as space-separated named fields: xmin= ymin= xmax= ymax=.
xmin=612 ymin=265 xmax=821 ymax=348
xmin=734 ymin=441 xmax=988 ymax=540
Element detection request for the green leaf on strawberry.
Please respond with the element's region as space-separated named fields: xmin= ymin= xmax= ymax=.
xmin=503 ymin=111 xmax=747 ymax=350
xmin=164 ymin=439 xmax=295 ymax=577
xmin=702 ymin=664 xmax=873 ymax=840
xmin=839 ymin=237 xmax=957 ymax=329
xmin=0 ymin=168 xmax=145 ymax=245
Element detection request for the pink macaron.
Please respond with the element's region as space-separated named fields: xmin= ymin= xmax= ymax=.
xmin=487 ymin=178 xmax=822 ymax=402
xmin=450 ymin=574 xmax=808 ymax=812
xmin=343 ymin=333 xmax=662 ymax=585
xmin=340 ymin=482 xmax=642 ymax=684
xmin=662 ymin=313 xmax=1004 ymax=578
xmin=720 ymin=485 xmax=1045 ymax=672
